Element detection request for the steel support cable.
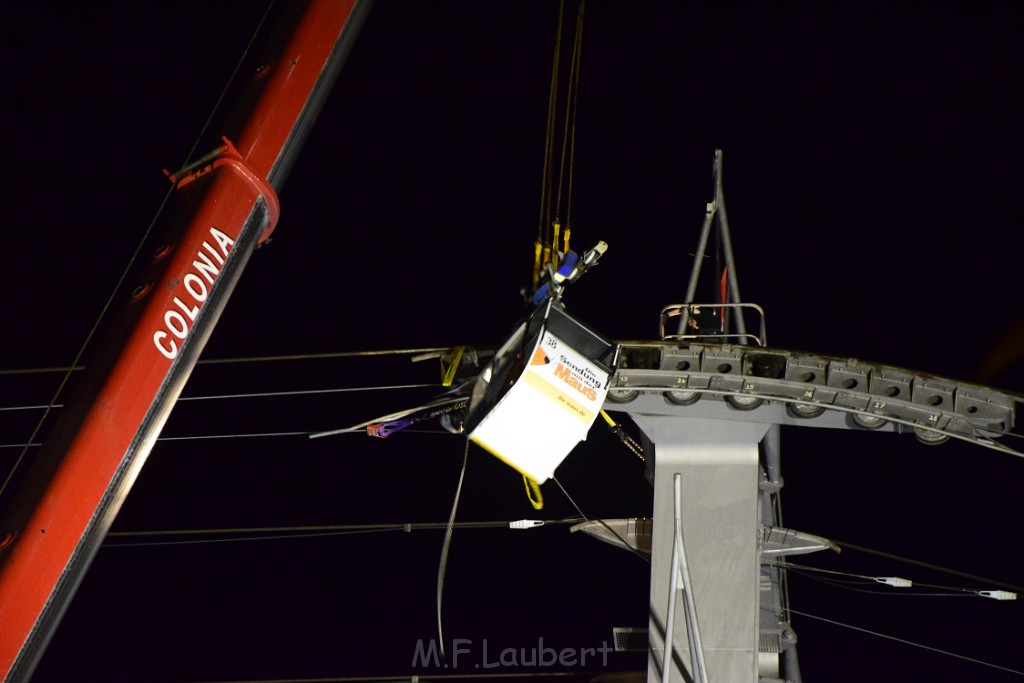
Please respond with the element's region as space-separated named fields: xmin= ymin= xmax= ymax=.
xmin=5 ymin=394 xmax=1024 ymax=459
xmin=103 ymin=517 xmax=585 ymax=547
xmin=0 ymin=347 xmax=464 ymax=376
xmin=789 ymin=572 xmax=979 ymax=598
xmin=787 ymin=607 xmax=1024 ymax=677
xmin=190 ymin=671 xmax=599 ymax=683
xmin=0 ymin=383 xmax=437 ymax=415
xmin=180 ymin=383 xmax=437 ymax=402
xmin=777 ymin=561 xmax=1018 ymax=598
xmin=0 ymin=427 xmax=460 ymax=450
xmin=831 ymin=539 xmax=1024 ymax=593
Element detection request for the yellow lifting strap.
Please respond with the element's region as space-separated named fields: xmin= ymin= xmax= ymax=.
xmin=532 ymin=239 xmax=544 ymax=291
xmin=531 ymin=220 xmax=572 ymax=294
xmin=523 ymin=474 xmax=544 ymax=510
xmin=551 ymin=221 xmax=561 ymax=269
xmin=440 ymin=346 xmax=466 ymax=387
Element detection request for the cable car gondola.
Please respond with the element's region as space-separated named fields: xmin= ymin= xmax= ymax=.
xmin=465 ymin=297 xmax=617 ymax=485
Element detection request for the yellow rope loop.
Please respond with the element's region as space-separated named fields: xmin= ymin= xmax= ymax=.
xmin=523 ymin=475 xmax=544 ymax=510
xmin=563 ymin=226 xmax=571 ymax=256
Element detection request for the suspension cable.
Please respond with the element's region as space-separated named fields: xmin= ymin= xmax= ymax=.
xmin=437 ymin=440 xmax=470 ymax=659
xmin=788 ymin=607 xmax=1024 ymax=677
xmin=0 ymin=383 xmax=438 ymax=415
xmin=777 ymin=561 xmax=1018 ymax=599
xmin=190 ymin=671 xmax=599 ymax=683
xmin=0 ymin=428 xmax=458 ymax=451
xmin=0 ymin=347 xmax=463 ymax=376
xmin=104 ymin=517 xmax=584 ymax=548
xmin=831 ymin=539 xmax=1024 ymax=593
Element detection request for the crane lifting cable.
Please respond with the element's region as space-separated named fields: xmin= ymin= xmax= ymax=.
xmin=313 ymin=1 xmax=614 ymax=510
xmin=532 ymin=0 xmax=588 ymax=299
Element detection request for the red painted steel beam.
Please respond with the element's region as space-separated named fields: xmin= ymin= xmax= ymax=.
xmin=0 ymin=2 xmax=371 ymax=680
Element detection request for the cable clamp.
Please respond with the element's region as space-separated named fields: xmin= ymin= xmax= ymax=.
xmin=875 ymin=576 xmax=912 ymax=588
xmin=509 ymin=519 xmax=544 ymax=530
xmin=979 ymin=590 xmax=1017 ymax=601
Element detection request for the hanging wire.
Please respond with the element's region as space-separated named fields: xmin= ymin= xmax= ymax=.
xmin=437 ymin=439 xmax=470 ymax=659
xmin=787 ymin=607 xmax=1024 ymax=677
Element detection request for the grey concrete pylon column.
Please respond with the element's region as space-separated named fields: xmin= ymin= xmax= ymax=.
xmin=635 ymin=416 xmax=770 ymax=683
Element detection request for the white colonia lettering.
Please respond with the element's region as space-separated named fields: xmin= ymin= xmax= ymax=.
xmin=153 ymin=227 xmax=235 ymax=360
xmin=183 ymin=273 xmax=208 ymax=301
xmin=164 ymin=310 xmax=188 ymax=338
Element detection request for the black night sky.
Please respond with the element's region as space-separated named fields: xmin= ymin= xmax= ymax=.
xmin=3 ymin=3 xmax=1024 ymax=682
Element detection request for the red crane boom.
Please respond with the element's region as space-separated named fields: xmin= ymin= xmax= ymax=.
xmin=0 ymin=2 xmax=372 ymax=679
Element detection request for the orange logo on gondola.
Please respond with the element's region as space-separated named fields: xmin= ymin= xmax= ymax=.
xmin=531 ymin=347 xmax=551 ymax=365
xmin=553 ymin=363 xmax=598 ymax=401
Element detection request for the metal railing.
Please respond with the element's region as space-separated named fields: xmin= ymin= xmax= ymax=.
xmin=661 ymin=302 xmax=768 ymax=347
